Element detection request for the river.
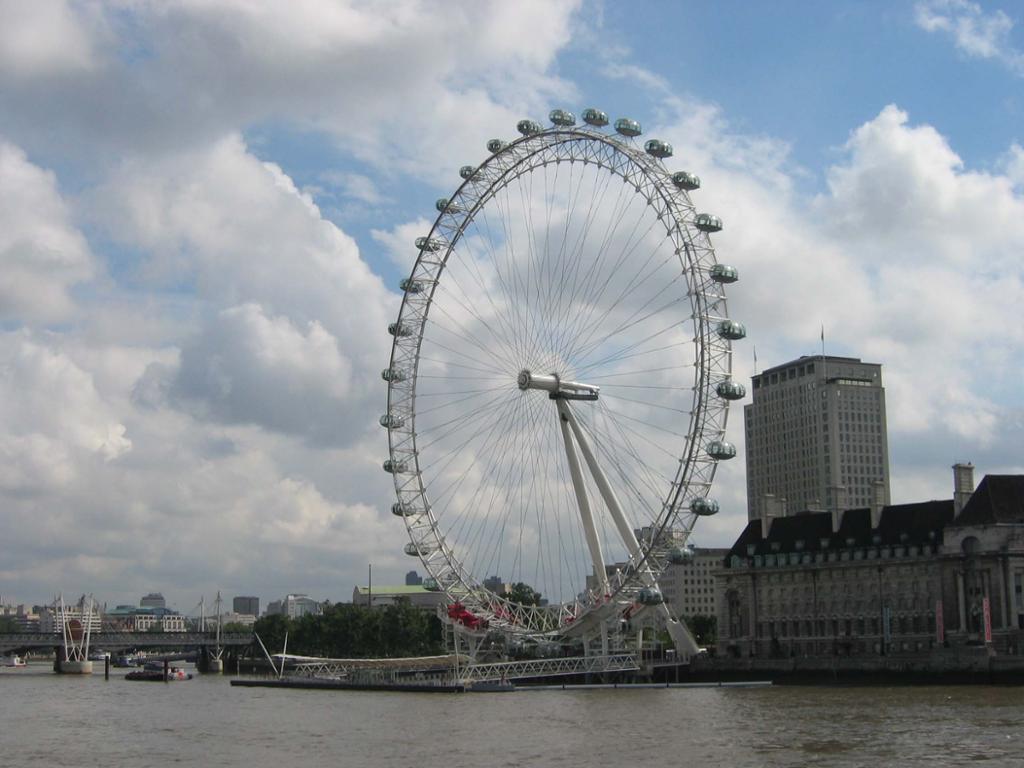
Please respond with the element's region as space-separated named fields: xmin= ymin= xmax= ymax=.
xmin=2 ymin=663 xmax=1022 ymax=767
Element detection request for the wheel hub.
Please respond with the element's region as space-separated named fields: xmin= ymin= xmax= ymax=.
xmin=517 ymin=369 xmax=599 ymax=401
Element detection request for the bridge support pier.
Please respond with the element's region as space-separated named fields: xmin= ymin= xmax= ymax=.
xmin=197 ymin=646 xmax=224 ymax=674
xmin=55 ymin=658 xmax=94 ymax=675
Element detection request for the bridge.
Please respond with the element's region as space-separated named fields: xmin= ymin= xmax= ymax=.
xmin=0 ymin=631 xmax=253 ymax=655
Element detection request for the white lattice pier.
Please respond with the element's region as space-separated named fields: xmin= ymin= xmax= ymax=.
xmin=458 ymin=653 xmax=639 ymax=683
xmin=283 ymin=652 xmax=639 ymax=685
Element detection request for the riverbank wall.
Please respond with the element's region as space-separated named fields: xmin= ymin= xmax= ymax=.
xmin=678 ymin=647 xmax=1024 ymax=685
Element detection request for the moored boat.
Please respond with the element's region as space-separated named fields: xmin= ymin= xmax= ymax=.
xmin=126 ymin=666 xmax=193 ymax=681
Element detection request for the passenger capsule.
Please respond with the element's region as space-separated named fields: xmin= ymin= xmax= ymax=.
xmin=388 ymin=322 xmax=412 ymax=338
xmin=716 ymin=319 xmax=746 ymax=341
xmin=710 ymin=263 xmax=739 ymax=283
xmin=487 ymin=138 xmax=507 ymax=153
xmin=459 ymin=165 xmax=477 ymax=180
xmin=638 ymin=587 xmax=664 ymax=606
xmin=381 ymin=367 xmax=407 ymax=383
xmin=379 ymin=413 xmax=405 ymax=429
xmin=415 ymin=236 xmax=442 ymax=252
xmin=668 ymin=545 xmax=695 ymax=565
xmin=517 ymin=119 xmax=542 ymax=136
xmin=706 ymin=441 xmax=737 ymax=461
xmin=423 ymin=577 xmax=441 ymax=592
xmin=404 ymin=541 xmax=436 ymax=557
xmin=400 ymin=278 xmax=424 ymax=294
xmin=392 ymin=502 xmax=415 ymax=517
xmin=644 ymin=139 xmax=673 ymax=158
xmin=614 ymin=118 xmax=642 ymax=137
xmin=549 ymin=109 xmax=576 ymax=127
xmin=383 ymin=458 xmax=409 ymax=474
xmin=690 ymin=497 xmax=721 ymax=516
xmin=436 ymin=198 xmax=463 ymax=213
xmin=695 ymin=213 xmax=723 ymax=233
xmin=582 ymin=108 xmax=609 ymax=127
xmin=671 ymin=171 xmax=701 ymax=191
xmin=716 ymin=380 xmax=746 ymax=400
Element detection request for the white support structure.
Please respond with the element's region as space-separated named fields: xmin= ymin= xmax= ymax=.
xmin=556 ymin=399 xmax=609 ymax=595
xmin=558 ymin=396 xmax=701 ymax=660
xmin=560 ymin=401 xmax=649 ymax=582
xmin=57 ymin=594 xmax=96 ymax=674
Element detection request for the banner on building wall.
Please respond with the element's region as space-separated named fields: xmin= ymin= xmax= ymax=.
xmin=983 ymin=597 xmax=992 ymax=644
xmin=935 ymin=600 xmax=944 ymax=644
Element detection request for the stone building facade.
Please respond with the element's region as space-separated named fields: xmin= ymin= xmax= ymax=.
xmin=657 ymin=547 xmax=729 ymax=619
xmin=717 ymin=465 xmax=1024 ymax=658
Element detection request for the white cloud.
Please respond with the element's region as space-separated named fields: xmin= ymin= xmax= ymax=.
xmin=370 ymin=217 xmax=434 ymax=268
xmin=0 ymin=0 xmax=100 ymax=78
xmin=915 ymin=0 xmax=1024 ymax=76
xmin=0 ymin=140 xmax=94 ymax=323
xmin=0 ymin=0 xmax=582 ymax=183
xmin=171 ymin=303 xmax=359 ymax=442
xmin=322 ymin=172 xmax=390 ymax=205
xmin=0 ymin=333 xmax=130 ymax=492
xmin=1004 ymin=142 xmax=1024 ymax=188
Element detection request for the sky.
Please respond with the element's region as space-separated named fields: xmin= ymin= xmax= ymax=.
xmin=1 ymin=0 xmax=1022 ymax=612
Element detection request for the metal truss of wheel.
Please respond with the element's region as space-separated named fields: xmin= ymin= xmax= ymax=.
xmin=382 ymin=108 xmax=746 ymax=642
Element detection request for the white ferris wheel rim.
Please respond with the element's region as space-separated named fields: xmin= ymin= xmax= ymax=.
xmin=383 ymin=114 xmax=740 ymax=637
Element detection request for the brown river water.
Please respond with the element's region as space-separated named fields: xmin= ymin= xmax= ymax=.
xmin=2 ymin=663 xmax=1022 ymax=767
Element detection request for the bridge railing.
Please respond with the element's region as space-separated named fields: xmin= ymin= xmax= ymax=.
xmin=0 ymin=631 xmax=254 ymax=652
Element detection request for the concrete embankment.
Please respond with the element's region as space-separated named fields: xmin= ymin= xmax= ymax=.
xmin=680 ymin=649 xmax=1024 ymax=685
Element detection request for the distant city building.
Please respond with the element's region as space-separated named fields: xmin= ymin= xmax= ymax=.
xmin=233 ymin=596 xmax=259 ymax=616
xmin=281 ymin=594 xmax=322 ymax=619
xmin=38 ymin=602 xmax=102 ymax=635
xmin=483 ymin=575 xmax=509 ymax=595
xmin=0 ymin=604 xmax=40 ymax=632
xmin=217 ymin=611 xmax=257 ymax=628
xmin=583 ymin=528 xmax=724 ymax=619
xmin=717 ymin=464 xmax=1024 ymax=658
xmin=104 ymin=605 xmax=186 ymax=632
xmin=265 ymin=600 xmax=283 ymax=616
xmin=745 ymin=355 xmax=891 ymax=521
xmin=405 ymin=570 xmax=423 ymax=586
xmin=659 ymin=547 xmax=730 ymax=618
xmin=352 ymin=584 xmax=446 ymax=612
xmin=140 ymin=592 xmax=166 ymax=609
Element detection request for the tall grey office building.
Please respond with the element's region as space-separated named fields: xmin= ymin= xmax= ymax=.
xmin=744 ymin=355 xmax=891 ymax=521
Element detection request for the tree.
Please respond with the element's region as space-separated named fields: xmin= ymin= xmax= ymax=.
xmin=684 ymin=614 xmax=717 ymax=646
xmin=221 ymin=622 xmax=253 ymax=634
xmin=0 ymin=616 xmax=19 ymax=634
xmin=253 ymin=613 xmax=291 ymax=652
xmin=507 ymin=582 xmax=542 ymax=607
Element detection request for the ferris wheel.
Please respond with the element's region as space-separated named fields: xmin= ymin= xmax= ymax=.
xmin=382 ymin=108 xmax=745 ymax=647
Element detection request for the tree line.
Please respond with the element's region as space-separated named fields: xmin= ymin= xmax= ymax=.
xmin=252 ymin=599 xmax=444 ymax=658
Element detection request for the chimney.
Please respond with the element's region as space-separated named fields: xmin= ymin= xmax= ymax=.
xmin=761 ymin=493 xmax=786 ymax=537
xmin=870 ymin=480 xmax=886 ymax=529
xmin=953 ymin=462 xmax=975 ymax=517
xmin=829 ymin=484 xmax=848 ymax=534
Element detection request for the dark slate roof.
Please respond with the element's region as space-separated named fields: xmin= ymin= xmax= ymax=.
xmin=953 ymin=475 xmax=1024 ymax=526
xmin=725 ymin=500 xmax=954 ymax=563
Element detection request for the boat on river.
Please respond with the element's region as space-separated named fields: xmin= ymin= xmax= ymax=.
xmin=3 ymin=655 xmax=27 ymax=668
xmin=126 ymin=666 xmax=193 ymax=682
